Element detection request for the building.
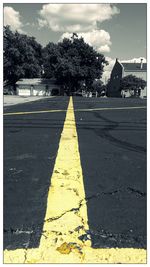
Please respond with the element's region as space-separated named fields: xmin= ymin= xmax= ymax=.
xmin=16 ymin=78 xmax=61 ymax=96
xmin=107 ymin=59 xmax=147 ymax=98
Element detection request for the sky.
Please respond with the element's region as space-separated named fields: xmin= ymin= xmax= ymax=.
xmin=3 ymin=2 xmax=147 ymax=81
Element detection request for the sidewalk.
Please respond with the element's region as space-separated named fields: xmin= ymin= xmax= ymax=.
xmin=3 ymin=95 xmax=54 ymax=106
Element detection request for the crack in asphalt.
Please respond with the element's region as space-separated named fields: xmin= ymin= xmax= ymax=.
xmin=23 ymin=249 xmax=28 ymax=263
xmin=127 ymin=187 xmax=146 ymax=197
xmin=85 ymin=228 xmax=146 ymax=248
xmin=4 ymin=186 xmax=146 ymax=251
xmin=45 ymin=200 xmax=84 ymax=223
xmin=84 ymin=187 xmax=146 ymax=202
xmin=4 ymin=186 xmax=146 ymax=236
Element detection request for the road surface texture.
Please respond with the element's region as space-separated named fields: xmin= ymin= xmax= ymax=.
xmin=4 ymin=95 xmax=54 ymax=106
xmin=4 ymin=96 xmax=147 ymax=263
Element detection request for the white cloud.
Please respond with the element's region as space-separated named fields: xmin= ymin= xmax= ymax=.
xmin=59 ymin=30 xmax=111 ymax=53
xmin=122 ymin=57 xmax=147 ymax=63
xmin=38 ymin=18 xmax=48 ymax=28
xmin=98 ymin=45 xmax=110 ymax=53
xmin=38 ymin=4 xmax=120 ymax=32
xmin=4 ymin=6 xmax=24 ymax=33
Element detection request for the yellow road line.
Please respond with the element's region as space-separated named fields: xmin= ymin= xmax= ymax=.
xmin=3 ymin=109 xmax=66 ymax=116
xmin=76 ymin=106 xmax=146 ymax=112
xmin=4 ymin=97 xmax=146 ymax=263
xmin=4 ymin=106 xmax=146 ymax=116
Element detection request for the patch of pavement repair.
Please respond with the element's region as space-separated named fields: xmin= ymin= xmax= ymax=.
xmin=4 ymin=97 xmax=146 ymax=264
xmin=3 ymin=95 xmax=54 ymax=106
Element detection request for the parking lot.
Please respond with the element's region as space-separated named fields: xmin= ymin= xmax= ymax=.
xmin=4 ymin=96 xmax=147 ymax=263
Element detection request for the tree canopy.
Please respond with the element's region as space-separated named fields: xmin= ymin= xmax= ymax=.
xmin=92 ymin=80 xmax=106 ymax=96
xmin=43 ymin=34 xmax=108 ymax=95
xmin=120 ymin=75 xmax=146 ymax=97
xmin=4 ymin=26 xmax=42 ymax=85
xmin=120 ymin=75 xmax=146 ymax=91
xmin=4 ymin=28 xmax=108 ymax=95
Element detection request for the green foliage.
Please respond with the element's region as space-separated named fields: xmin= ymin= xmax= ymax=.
xmin=4 ymin=29 xmax=108 ymax=94
xmin=4 ymin=26 xmax=42 ymax=85
xmin=42 ymin=42 xmax=59 ymax=79
xmin=43 ymin=34 xmax=108 ymax=94
xmin=92 ymin=80 xmax=106 ymax=94
xmin=120 ymin=75 xmax=146 ymax=91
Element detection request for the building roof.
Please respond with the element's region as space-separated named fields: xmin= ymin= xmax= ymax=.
xmin=16 ymin=78 xmax=57 ymax=85
xmin=121 ymin=63 xmax=147 ymax=72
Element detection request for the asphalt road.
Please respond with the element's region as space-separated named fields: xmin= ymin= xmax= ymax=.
xmin=4 ymin=96 xmax=146 ymax=251
xmin=73 ymin=97 xmax=146 ymax=249
xmin=4 ymin=97 xmax=69 ymax=250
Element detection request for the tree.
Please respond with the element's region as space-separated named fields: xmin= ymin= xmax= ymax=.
xmin=42 ymin=42 xmax=59 ymax=79
xmin=120 ymin=75 xmax=146 ymax=97
xmin=4 ymin=26 xmax=42 ymax=87
xmin=92 ymin=80 xmax=106 ymax=96
xmin=43 ymin=34 xmax=108 ymax=95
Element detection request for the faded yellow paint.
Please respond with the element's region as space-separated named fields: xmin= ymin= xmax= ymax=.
xmin=4 ymin=245 xmax=147 ymax=264
xmin=4 ymin=105 xmax=146 ymax=116
xmin=4 ymin=109 xmax=65 ymax=116
xmin=75 ymin=106 xmax=146 ymax=112
xmin=4 ymin=97 xmax=147 ymax=263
